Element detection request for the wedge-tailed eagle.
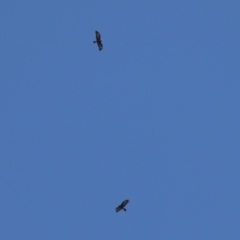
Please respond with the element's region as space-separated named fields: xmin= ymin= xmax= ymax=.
xmin=116 ymin=199 xmax=129 ymax=212
xmin=93 ymin=31 xmax=103 ymax=51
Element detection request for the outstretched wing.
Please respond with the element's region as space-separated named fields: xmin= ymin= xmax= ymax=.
xmin=115 ymin=205 xmax=121 ymax=212
xmin=95 ymin=31 xmax=101 ymax=41
xmin=121 ymin=199 xmax=129 ymax=208
xmin=97 ymin=41 xmax=103 ymax=51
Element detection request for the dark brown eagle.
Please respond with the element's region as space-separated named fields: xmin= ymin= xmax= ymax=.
xmin=115 ymin=199 xmax=129 ymax=212
xmin=93 ymin=31 xmax=103 ymax=51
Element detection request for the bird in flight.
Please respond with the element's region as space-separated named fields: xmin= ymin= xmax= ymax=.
xmin=115 ymin=199 xmax=130 ymax=212
xmin=93 ymin=31 xmax=103 ymax=51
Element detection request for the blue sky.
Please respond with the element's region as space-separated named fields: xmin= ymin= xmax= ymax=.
xmin=0 ymin=1 xmax=239 ymax=239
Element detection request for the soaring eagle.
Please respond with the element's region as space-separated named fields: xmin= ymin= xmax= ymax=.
xmin=116 ymin=199 xmax=129 ymax=212
xmin=93 ymin=31 xmax=103 ymax=51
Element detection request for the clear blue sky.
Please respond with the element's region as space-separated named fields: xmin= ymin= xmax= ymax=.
xmin=0 ymin=1 xmax=239 ymax=239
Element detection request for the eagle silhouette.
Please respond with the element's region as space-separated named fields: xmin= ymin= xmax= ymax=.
xmin=116 ymin=199 xmax=129 ymax=212
xmin=93 ymin=31 xmax=103 ymax=51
